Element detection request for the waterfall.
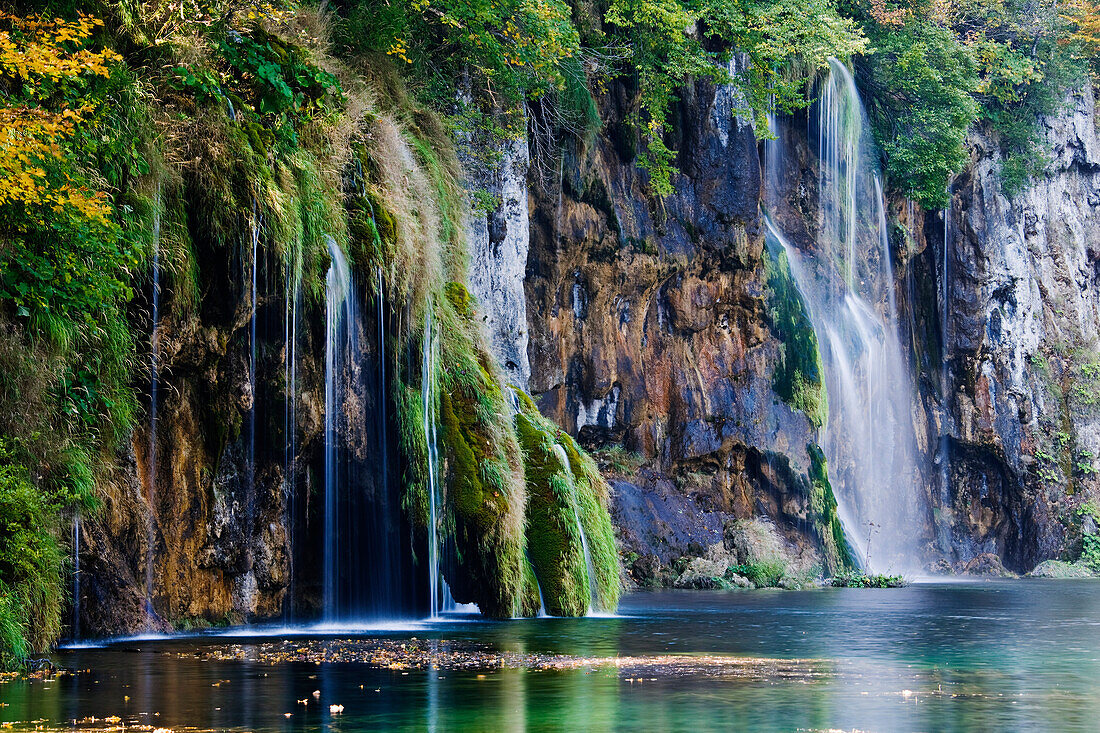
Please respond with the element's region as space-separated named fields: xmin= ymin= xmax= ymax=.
xmin=323 ymin=235 xmax=354 ymax=621
xmin=937 ymin=202 xmax=954 ymax=553
xmin=552 ymin=444 xmax=597 ymax=613
xmin=283 ymin=250 xmax=300 ymax=622
xmin=764 ymin=58 xmax=925 ymax=573
xmin=422 ymin=300 xmax=453 ymax=617
xmin=376 ymin=267 xmax=390 ymax=575
xmin=146 ymin=189 xmax=162 ymax=624
xmin=322 ymin=236 xmax=410 ymax=620
xmin=247 ymin=206 xmax=260 ymax=569
xmin=71 ymin=513 xmax=80 ymax=639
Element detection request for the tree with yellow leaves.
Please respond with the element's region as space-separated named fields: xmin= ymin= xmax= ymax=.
xmin=0 ymin=13 xmax=120 ymax=229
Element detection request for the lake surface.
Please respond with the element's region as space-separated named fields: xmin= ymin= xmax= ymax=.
xmin=4 ymin=581 xmax=1100 ymax=731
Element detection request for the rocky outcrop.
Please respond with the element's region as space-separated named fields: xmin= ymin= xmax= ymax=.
xmin=462 ymin=132 xmax=533 ymax=390
xmin=81 ymin=226 xmax=330 ymax=633
xmin=525 ymin=77 xmax=843 ymax=575
xmin=931 ymin=85 xmax=1100 ymax=571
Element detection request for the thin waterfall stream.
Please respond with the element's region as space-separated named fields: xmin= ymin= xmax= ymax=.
xmin=552 ymin=444 xmax=597 ymax=614
xmin=422 ymin=299 xmax=453 ymax=617
xmin=283 ymin=249 xmax=300 ymax=622
xmin=246 ymin=206 xmax=260 ymax=594
xmin=377 ymin=266 xmax=388 ymax=539
xmin=145 ymin=188 xmax=163 ymax=624
xmin=71 ymin=512 xmax=80 ymax=639
xmin=323 ymin=235 xmax=354 ymax=621
xmin=764 ymin=58 xmax=926 ymax=573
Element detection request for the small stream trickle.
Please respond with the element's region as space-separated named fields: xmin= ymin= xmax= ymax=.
xmin=552 ymin=444 xmax=598 ymax=614
xmin=422 ymin=299 xmax=459 ymax=617
xmin=283 ymin=248 xmax=300 ymax=622
xmin=145 ymin=186 xmax=163 ymax=625
xmin=71 ymin=512 xmax=80 ymax=639
xmin=246 ymin=205 xmax=261 ymax=589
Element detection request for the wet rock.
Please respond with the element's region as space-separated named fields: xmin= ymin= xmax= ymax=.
xmin=628 ymin=553 xmax=666 ymax=587
xmin=957 ymin=553 xmax=1017 ymax=577
xmin=674 ymin=557 xmax=731 ymax=589
xmin=610 ymin=472 xmax=726 ymax=573
xmin=527 ymin=73 xmax=830 ymax=580
xmin=1027 ymin=560 xmax=1095 ymax=578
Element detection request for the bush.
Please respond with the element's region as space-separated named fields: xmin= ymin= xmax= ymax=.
xmin=0 ymin=442 xmax=65 ymax=669
xmin=729 ymin=560 xmax=787 ymax=588
xmin=830 ymin=571 xmax=907 ymax=588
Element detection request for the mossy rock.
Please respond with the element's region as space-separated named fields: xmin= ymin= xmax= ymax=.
xmin=433 ymin=289 xmax=526 ymax=618
xmin=515 ymin=411 xmax=590 ymax=616
xmin=444 ymin=281 xmax=476 ymax=320
xmin=515 ymin=396 xmax=622 ymax=615
xmin=764 ymin=237 xmax=827 ymax=428
xmin=808 ymin=443 xmax=855 ymax=574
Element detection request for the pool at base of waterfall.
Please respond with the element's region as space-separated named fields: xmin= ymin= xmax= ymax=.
xmin=7 ymin=581 xmax=1100 ymax=731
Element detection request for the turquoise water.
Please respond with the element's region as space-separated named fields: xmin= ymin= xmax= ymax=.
xmin=5 ymin=581 xmax=1100 ymax=731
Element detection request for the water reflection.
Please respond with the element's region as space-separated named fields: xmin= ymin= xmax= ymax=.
xmin=4 ymin=582 xmax=1100 ymax=731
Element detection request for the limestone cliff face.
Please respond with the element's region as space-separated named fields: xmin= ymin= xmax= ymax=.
xmin=80 ymin=231 xmax=343 ymax=634
xmin=521 ymin=76 xmax=1100 ymax=578
xmin=78 ymin=70 xmax=1100 ymax=635
xmin=462 ymin=132 xmax=533 ymax=391
xmin=927 ymin=86 xmax=1100 ymax=571
xmin=523 ymin=79 xmax=833 ymax=578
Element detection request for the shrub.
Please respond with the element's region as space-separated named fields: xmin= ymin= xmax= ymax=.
xmin=729 ymin=560 xmax=787 ymax=588
xmin=0 ymin=441 xmax=64 ymax=669
xmin=830 ymin=571 xmax=907 ymax=588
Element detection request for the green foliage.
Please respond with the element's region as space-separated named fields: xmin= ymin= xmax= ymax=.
xmin=607 ymin=0 xmax=865 ymax=195
xmin=337 ymin=0 xmax=581 ymax=111
xmin=0 ymin=441 xmax=65 ymax=669
xmin=1081 ymin=534 xmax=1100 ymax=572
xmin=859 ymin=19 xmax=979 ymax=208
xmin=830 ymin=571 xmax=906 ymax=587
xmin=856 ymin=0 xmax=1088 ymax=206
xmin=764 ymin=236 xmax=827 ymax=428
xmin=168 ymin=25 xmax=342 ymax=154
xmin=729 ymin=560 xmax=787 ymax=587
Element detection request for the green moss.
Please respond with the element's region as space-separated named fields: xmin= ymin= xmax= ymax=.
xmin=514 ymin=396 xmax=621 ymax=615
xmin=394 ymin=379 xmax=430 ymax=530
xmin=515 ymin=411 xmax=589 ymax=616
xmin=558 ymin=432 xmax=622 ymax=611
xmin=433 ymin=288 xmax=526 ymax=618
xmin=808 ymin=443 xmax=855 ymax=574
xmin=520 ymin=550 xmax=546 ymax=616
xmin=763 ymin=237 xmax=827 ymax=428
xmin=444 ymin=281 xmax=476 ymax=320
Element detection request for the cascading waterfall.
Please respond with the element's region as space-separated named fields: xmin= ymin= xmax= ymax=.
xmin=323 ymin=235 xmax=354 ymax=621
xmin=322 ymin=236 xmax=410 ymax=620
xmin=145 ymin=188 xmax=163 ymax=623
xmin=764 ymin=58 xmax=925 ymax=573
xmin=378 ymin=269 xmax=387 ymax=493
xmin=552 ymin=444 xmax=597 ymax=613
